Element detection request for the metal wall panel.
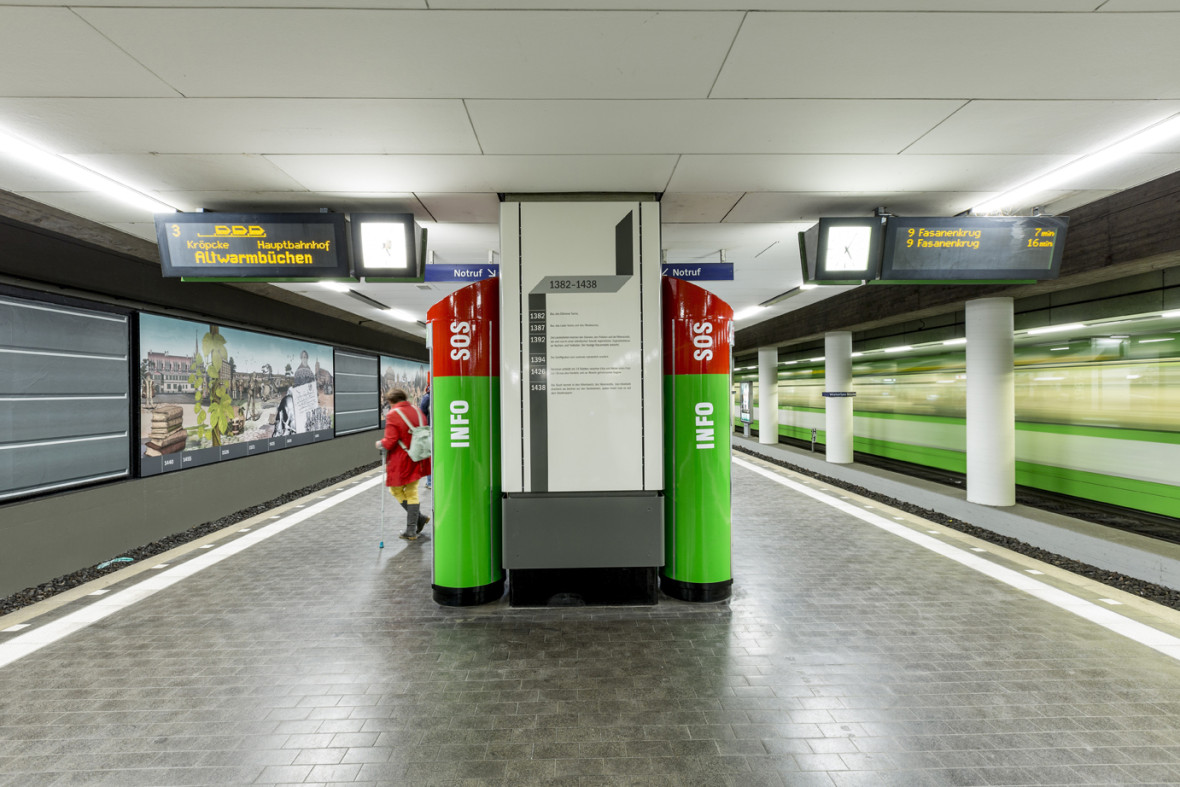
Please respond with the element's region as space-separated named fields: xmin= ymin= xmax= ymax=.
xmin=0 ymin=295 xmax=130 ymax=501
xmin=333 ymin=350 xmax=379 ymax=435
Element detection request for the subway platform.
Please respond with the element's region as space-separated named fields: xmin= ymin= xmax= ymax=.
xmin=2 ymin=454 xmax=1180 ymax=786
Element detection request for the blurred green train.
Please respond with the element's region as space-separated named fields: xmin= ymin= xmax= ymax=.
xmin=735 ymin=328 xmax=1180 ymax=519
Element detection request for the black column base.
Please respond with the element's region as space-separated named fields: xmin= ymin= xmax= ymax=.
xmin=660 ymin=573 xmax=732 ymax=603
xmin=508 ymin=567 xmax=659 ymax=607
xmin=432 ymin=578 xmax=505 ymax=607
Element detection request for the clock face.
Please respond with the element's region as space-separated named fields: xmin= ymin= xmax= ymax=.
xmin=824 ymin=226 xmax=872 ymax=272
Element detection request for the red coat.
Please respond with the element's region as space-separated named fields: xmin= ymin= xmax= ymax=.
xmin=380 ymin=401 xmax=430 ymax=486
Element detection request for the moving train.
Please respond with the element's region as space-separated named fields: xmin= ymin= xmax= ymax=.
xmin=735 ymin=318 xmax=1180 ymax=520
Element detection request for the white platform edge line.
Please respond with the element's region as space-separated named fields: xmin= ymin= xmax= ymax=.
xmin=732 ymin=456 xmax=1180 ymax=662
xmin=0 ymin=475 xmax=386 ymax=671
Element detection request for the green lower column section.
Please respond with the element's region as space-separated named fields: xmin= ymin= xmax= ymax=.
xmin=664 ymin=374 xmax=732 ymax=597
xmin=432 ymin=376 xmax=502 ymax=604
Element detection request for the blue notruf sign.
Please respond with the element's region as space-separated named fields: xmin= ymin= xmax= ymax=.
xmin=424 ymin=264 xmax=499 ymax=282
xmin=661 ymin=263 xmax=734 ymax=281
xmin=821 ymin=391 xmax=857 ymax=397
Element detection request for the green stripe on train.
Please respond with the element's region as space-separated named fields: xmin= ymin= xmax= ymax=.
xmin=747 ymin=404 xmax=1180 ymax=444
xmin=743 ymin=419 xmax=1180 ymax=518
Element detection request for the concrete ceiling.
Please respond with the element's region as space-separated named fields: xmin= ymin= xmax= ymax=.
xmin=2 ymin=2 xmax=1179 ymax=340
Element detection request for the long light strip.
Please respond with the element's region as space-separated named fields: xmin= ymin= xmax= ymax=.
xmin=0 ymin=128 xmax=177 ymax=214
xmin=973 ymin=114 xmax=1180 ymax=214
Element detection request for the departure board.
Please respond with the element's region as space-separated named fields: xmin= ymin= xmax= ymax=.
xmin=880 ymin=216 xmax=1068 ymax=281
xmin=156 ymin=213 xmax=350 ymax=279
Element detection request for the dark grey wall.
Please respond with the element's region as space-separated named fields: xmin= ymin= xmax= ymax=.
xmin=0 ymin=431 xmax=378 ymax=598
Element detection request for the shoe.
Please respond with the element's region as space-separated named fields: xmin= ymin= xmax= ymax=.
xmin=399 ymin=532 xmax=418 ymax=541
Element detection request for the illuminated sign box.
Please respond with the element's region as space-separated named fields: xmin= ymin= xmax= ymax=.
xmin=350 ymin=213 xmax=426 ymax=283
xmin=880 ymin=216 xmax=1069 ymax=282
xmin=156 ymin=213 xmax=350 ymax=280
xmin=799 ymin=217 xmax=886 ymax=284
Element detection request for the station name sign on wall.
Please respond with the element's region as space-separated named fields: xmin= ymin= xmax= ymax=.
xmin=156 ymin=213 xmax=350 ymax=280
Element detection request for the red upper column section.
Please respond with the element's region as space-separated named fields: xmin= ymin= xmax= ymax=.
xmin=662 ymin=277 xmax=733 ymax=376
xmin=427 ymin=277 xmax=499 ymax=378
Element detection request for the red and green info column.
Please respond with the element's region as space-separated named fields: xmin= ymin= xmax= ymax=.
xmin=426 ymin=277 xmax=504 ymax=606
xmin=661 ymin=277 xmax=734 ymax=602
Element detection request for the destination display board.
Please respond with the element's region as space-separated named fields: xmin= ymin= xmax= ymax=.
xmin=880 ymin=216 xmax=1069 ymax=281
xmin=155 ymin=213 xmax=350 ymax=280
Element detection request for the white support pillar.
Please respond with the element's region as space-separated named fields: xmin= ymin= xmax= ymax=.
xmin=758 ymin=347 xmax=779 ymax=445
xmin=824 ymin=331 xmax=853 ymax=464
xmin=966 ymin=297 xmax=1015 ymax=506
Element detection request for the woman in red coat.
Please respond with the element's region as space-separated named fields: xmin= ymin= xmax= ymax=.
xmin=375 ymin=388 xmax=431 ymax=540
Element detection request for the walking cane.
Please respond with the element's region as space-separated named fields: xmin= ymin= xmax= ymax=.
xmin=378 ymin=447 xmax=387 ymax=549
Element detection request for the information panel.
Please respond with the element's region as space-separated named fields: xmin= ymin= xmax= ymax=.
xmin=500 ymin=200 xmax=663 ymax=494
xmin=155 ymin=213 xmax=350 ymax=279
xmin=880 ymin=216 xmax=1068 ymax=281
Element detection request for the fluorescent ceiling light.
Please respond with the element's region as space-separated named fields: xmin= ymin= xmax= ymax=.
xmin=0 ymin=127 xmax=177 ymax=214
xmin=943 ymin=338 xmax=967 ymax=346
xmin=733 ymin=306 xmax=766 ymax=321
xmin=1138 ymin=337 xmax=1173 ymax=343
xmin=799 ymin=283 xmax=818 ymax=290
xmin=385 ymin=307 xmax=417 ymax=322
xmin=1026 ymin=323 xmax=1084 ymax=336
xmin=851 ymin=352 xmax=864 ymax=357
xmin=1163 ymin=310 xmax=1180 ymax=319
xmin=884 ymin=345 xmax=912 ymax=353
xmin=1050 ymin=346 xmax=1070 ymax=351
xmin=973 ymin=114 xmax=1180 ymax=214
xmin=1034 ymin=376 xmax=1065 ymax=381
xmin=319 ymin=281 xmax=351 ymax=292
xmin=808 ymin=356 xmax=825 ymax=362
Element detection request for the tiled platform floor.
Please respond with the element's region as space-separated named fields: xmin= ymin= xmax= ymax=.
xmin=2 ymin=456 xmax=1180 ymax=786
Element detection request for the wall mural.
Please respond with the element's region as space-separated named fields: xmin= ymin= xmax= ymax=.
xmin=139 ymin=313 xmax=334 ymax=475
xmin=379 ymin=355 xmax=429 ymax=422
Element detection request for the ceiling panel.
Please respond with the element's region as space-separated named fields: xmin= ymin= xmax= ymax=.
xmin=467 ymin=99 xmax=962 ymax=154
xmin=0 ymin=157 xmax=88 ymax=192
xmin=153 ymin=190 xmax=426 ymax=216
xmin=661 ymin=221 xmax=809 ymax=258
xmin=415 ymin=222 xmax=501 ymax=263
xmin=661 ymin=193 xmax=744 ymax=223
xmin=265 ymin=154 xmax=679 ymax=193
xmin=0 ymin=99 xmax=479 ymax=155
xmin=14 ymin=0 xmax=426 ymax=5
xmin=725 ymin=191 xmax=996 ymax=223
xmin=77 ymin=9 xmax=743 ymax=99
xmin=1098 ymin=0 xmax=1180 ymax=8
xmin=437 ymin=1 xmax=1095 ymax=8
xmin=64 ymin=154 xmax=306 ymax=195
xmin=906 ymin=100 xmax=1180 ymax=155
xmin=1039 ymin=152 xmax=1180 ymax=191
xmin=712 ymin=12 xmax=1180 ymax=100
xmin=666 ymin=154 xmax=1065 ymax=193
xmin=0 ymin=9 xmax=175 ymax=98
xmin=415 ymin=193 xmax=501 ymax=224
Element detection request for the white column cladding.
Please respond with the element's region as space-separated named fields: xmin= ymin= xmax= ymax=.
xmin=757 ymin=347 xmax=779 ymax=445
xmin=824 ymin=331 xmax=853 ymax=464
xmin=966 ymin=297 xmax=1015 ymax=506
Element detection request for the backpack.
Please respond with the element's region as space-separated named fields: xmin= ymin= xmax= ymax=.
xmin=394 ymin=405 xmax=432 ymax=462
